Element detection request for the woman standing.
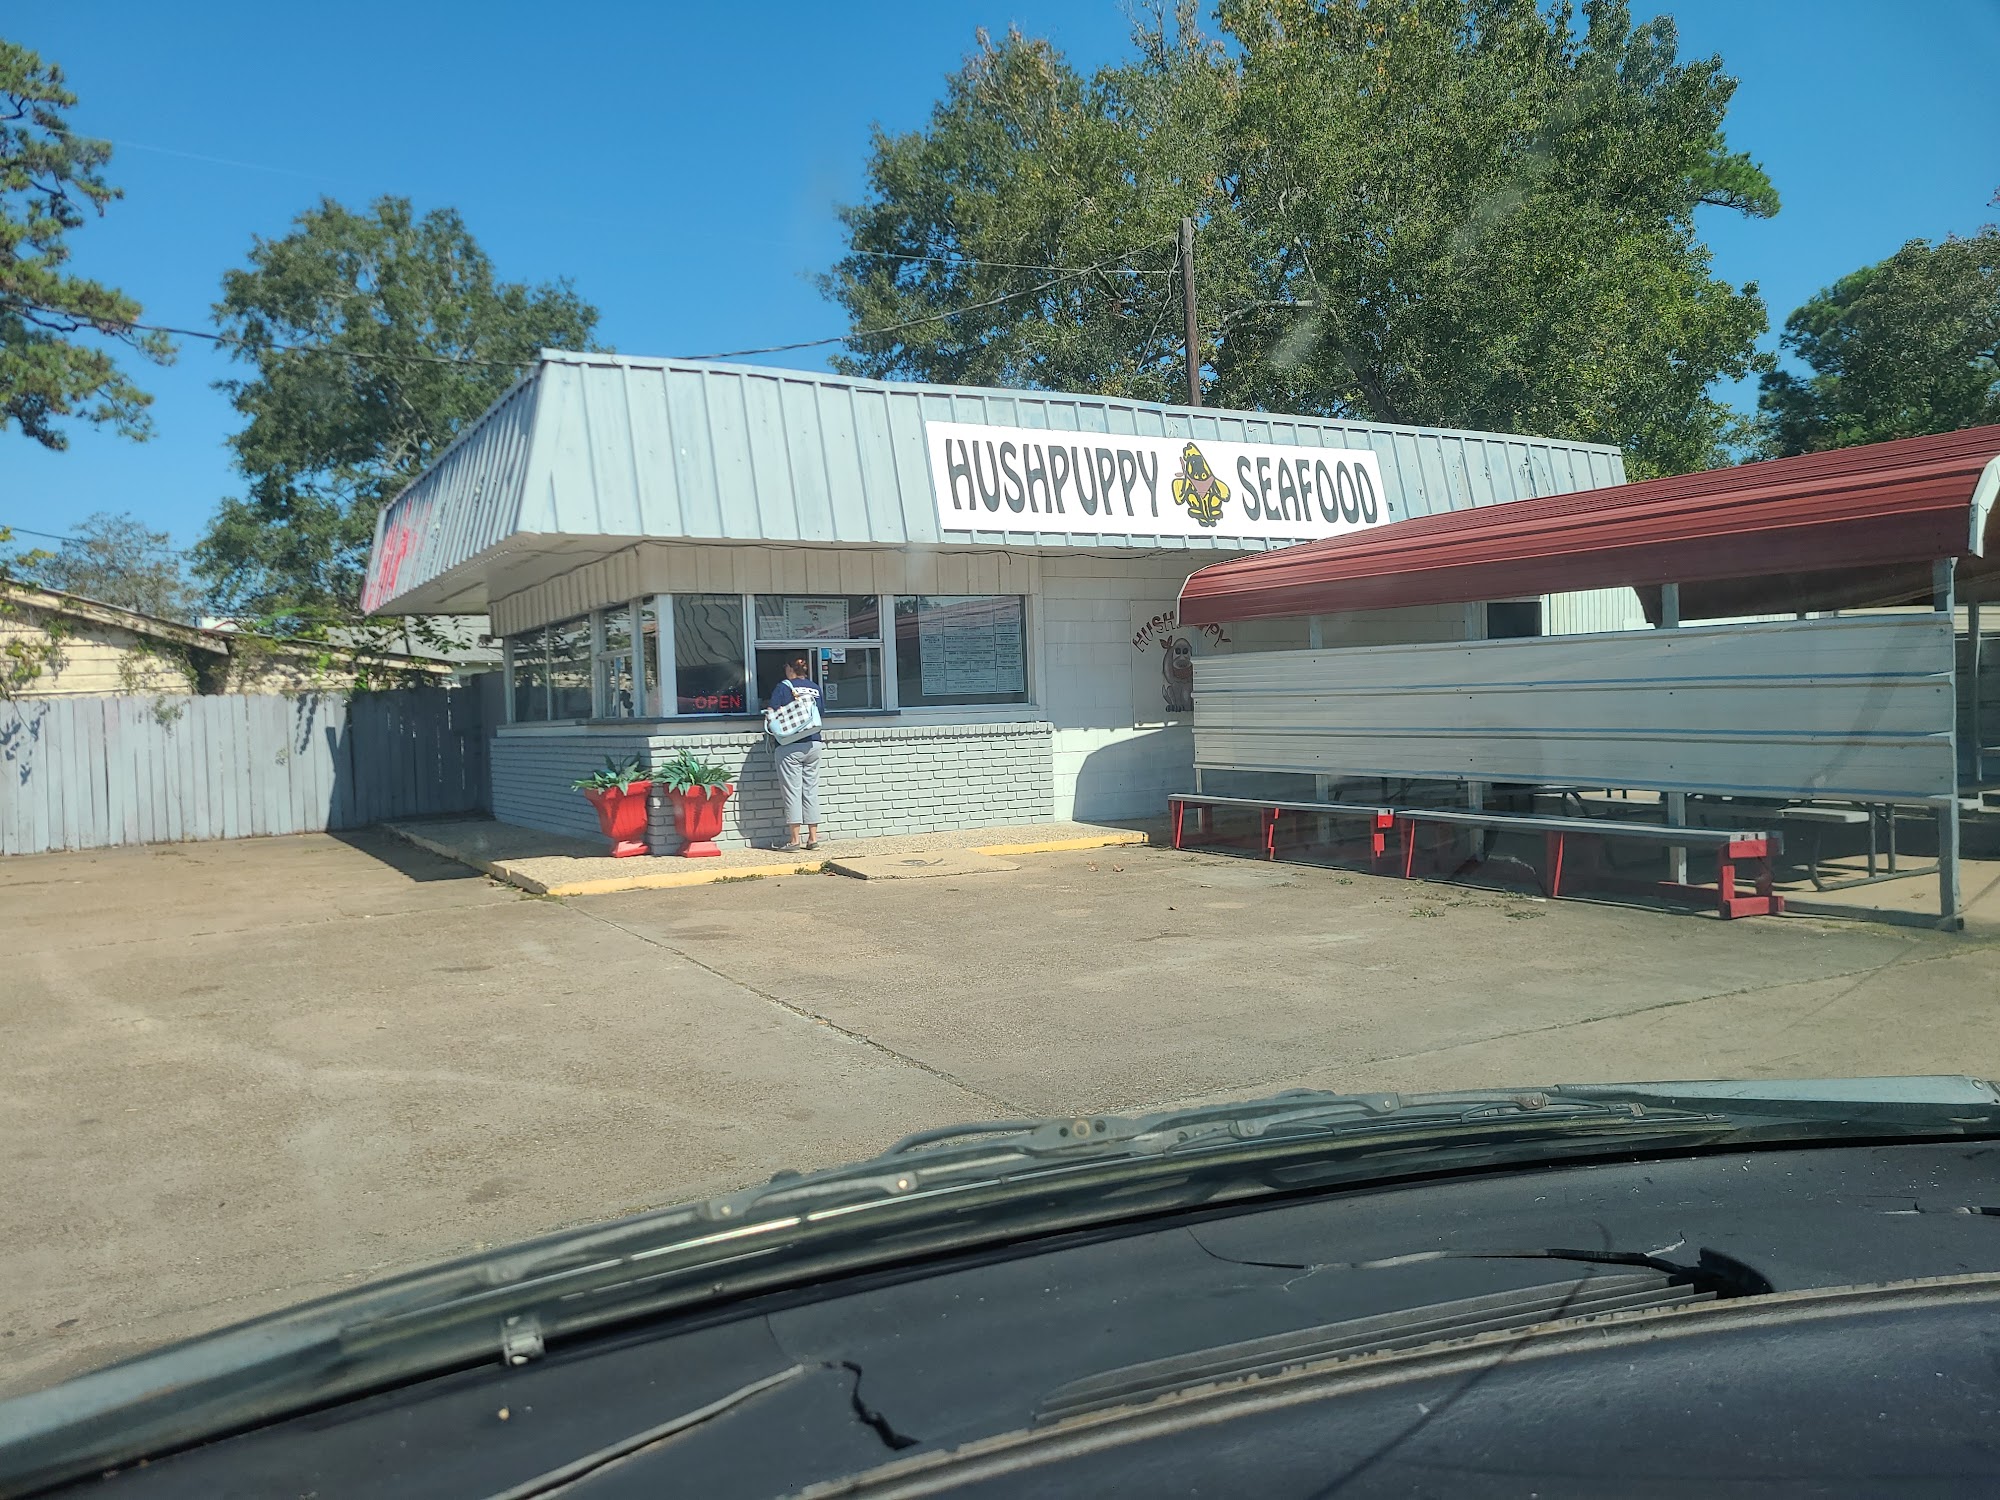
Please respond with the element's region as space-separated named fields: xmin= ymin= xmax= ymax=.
xmin=766 ymin=655 xmax=825 ymax=851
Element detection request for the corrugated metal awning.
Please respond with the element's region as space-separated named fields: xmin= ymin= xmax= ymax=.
xmin=1177 ymin=426 xmax=2000 ymax=625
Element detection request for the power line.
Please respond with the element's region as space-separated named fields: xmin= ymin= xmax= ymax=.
xmin=844 ymin=246 xmax=1174 ymax=276
xmin=4 ymin=233 xmax=1177 ymax=370
xmin=0 ymin=300 xmax=535 ymax=369
xmin=0 ymin=523 xmax=85 ymax=544
xmin=684 ymin=237 xmax=1177 ymax=360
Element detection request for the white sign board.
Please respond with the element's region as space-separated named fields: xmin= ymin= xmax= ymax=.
xmin=925 ymin=419 xmax=1389 ymax=542
xmin=783 ymin=598 xmax=849 ymax=640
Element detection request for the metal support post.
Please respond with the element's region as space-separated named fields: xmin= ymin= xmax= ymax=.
xmin=1971 ymin=595 xmax=1985 ymax=786
xmin=1936 ymin=559 xmax=1963 ymax=928
xmin=1308 ymin=615 xmax=1333 ymax=837
xmin=1660 ymin=583 xmax=1687 ymax=885
xmin=1464 ymin=602 xmax=1486 ymax=859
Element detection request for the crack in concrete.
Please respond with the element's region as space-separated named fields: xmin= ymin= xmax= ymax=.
xmin=563 ymin=903 xmax=1027 ymax=1117
xmin=1069 ymin=943 xmax=1998 ymax=1119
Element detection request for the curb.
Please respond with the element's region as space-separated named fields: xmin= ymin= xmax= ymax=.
xmin=973 ymin=831 xmax=1155 ymax=857
xmin=529 ymin=864 xmax=819 ymax=897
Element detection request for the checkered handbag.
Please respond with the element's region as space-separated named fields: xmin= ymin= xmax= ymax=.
xmin=765 ymin=690 xmax=822 ymax=745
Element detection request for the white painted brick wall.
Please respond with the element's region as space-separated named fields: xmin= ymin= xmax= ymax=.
xmin=492 ymin=721 xmax=1054 ymax=851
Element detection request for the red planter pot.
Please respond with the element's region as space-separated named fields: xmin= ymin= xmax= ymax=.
xmin=668 ymin=783 xmax=736 ymax=858
xmin=581 ymin=782 xmax=654 ymax=858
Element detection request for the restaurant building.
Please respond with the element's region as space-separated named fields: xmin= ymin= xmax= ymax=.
xmin=358 ymin=351 xmax=1629 ymax=850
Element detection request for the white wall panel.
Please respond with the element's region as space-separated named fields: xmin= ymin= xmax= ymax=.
xmin=1194 ymin=615 xmax=1957 ymax=804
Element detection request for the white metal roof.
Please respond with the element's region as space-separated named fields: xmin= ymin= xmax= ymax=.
xmin=361 ymin=351 xmax=1627 ymax=615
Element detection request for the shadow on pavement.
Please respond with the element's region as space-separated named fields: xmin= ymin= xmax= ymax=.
xmin=328 ymin=825 xmax=485 ymax=883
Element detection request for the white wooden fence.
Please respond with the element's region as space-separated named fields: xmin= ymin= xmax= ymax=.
xmin=0 ymin=689 xmax=488 ymax=856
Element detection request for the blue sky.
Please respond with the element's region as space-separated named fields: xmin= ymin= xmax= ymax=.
xmin=5 ymin=0 xmax=1996 ymax=553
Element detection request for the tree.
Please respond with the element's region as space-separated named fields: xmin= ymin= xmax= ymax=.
xmin=193 ymin=196 xmax=600 ymax=632
xmin=0 ymin=40 xmax=172 ymax=448
xmin=10 ymin=509 xmax=197 ymax=619
xmin=825 ymin=0 xmax=1776 ymax=477
xmin=1757 ymin=222 xmax=2000 ymax=456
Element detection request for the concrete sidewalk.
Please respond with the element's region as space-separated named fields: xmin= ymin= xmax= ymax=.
xmin=385 ymin=814 xmax=1157 ymax=895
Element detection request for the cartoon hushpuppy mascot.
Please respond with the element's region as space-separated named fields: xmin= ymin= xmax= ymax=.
xmin=1162 ymin=634 xmax=1195 ymax=714
xmin=1170 ymin=442 xmax=1229 ymax=527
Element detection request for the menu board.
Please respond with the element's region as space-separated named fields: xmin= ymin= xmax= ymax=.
xmin=918 ymin=600 xmax=1026 ymax=697
xmin=784 ymin=598 xmax=850 ymax=640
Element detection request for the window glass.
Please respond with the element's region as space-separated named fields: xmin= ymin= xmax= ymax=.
xmin=757 ymin=647 xmax=883 ymax=712
xmin=597 ymin=652 xmax=636 ymax=718
xmin=601 ymin=608 xmax=632 ymax=655
xmin=640 ymin=602 xmax=661 ymax=712
xmin=895 ymin=595 xmax=1029 ymax=706
xmin=753 ymin=594 xmax=880 ymax=643
xmin=595 ymin=605 xmax=638 ymax=718
xmin=819 ymin=646 xmax=883 ymax=710
xmin=548 ymin=617 xmax=593 ymax=719
xmin=1485 ymin=601 xmax=1543 ymax=639
xmin=510 ymin=629 xmax=550 ymax=722
xmin=673 ymin=594 xmax=749 ymax=714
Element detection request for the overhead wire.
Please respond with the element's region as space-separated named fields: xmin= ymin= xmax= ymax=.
xmin=843 ymin=246 xmax=1175 ymax=276
xmin=0 ymin=523 xmax=86 ymax=544
xmin=0 ymin=299 xmax=535 ymax=368
xmin=0 ymin=231 xmax=1180 ymax=370
xmin=683 ymin=235 xmax=1179 ymax=360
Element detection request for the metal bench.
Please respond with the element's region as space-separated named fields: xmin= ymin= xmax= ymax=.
xmin=1391 ymin=807 xmax=1783 ymax=919
xmin=1170 ymin=794 xmax=1396 ymax=865
xmin=1779 ymin=804 xmax=1936 ymax=893
xmin=1172 ymin=795 xmax=1781 ymax=918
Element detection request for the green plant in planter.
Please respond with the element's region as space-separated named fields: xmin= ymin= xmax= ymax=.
xmin=655 ymin=747 xmax=731 ymax=793
xmin=570 ymin=755 xmax=650 ymax=793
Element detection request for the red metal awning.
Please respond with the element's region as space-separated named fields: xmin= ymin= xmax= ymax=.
xmin=1178 ymin=425 xmax=2000 ymax=626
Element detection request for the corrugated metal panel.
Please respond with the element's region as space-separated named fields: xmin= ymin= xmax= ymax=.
xmin=363 ymin=352 xmax=1625 ymax=614
xmin=1544 ymin=587 xmax=1648 ymax=635
xmin=1180 ymin=425 xmax=2000 ymax=626
xmin=361 ymin=377 xmax=541 ymax=614
xmin=1191 ymin=615 xmax=1957 ymax=805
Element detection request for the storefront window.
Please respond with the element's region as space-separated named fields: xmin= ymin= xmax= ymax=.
xmin=510 ymin=628 xmax=551 ymax=722
xmin=895 ymin=595 xmax=1029 ymax=706
xmin=548 ymin=617 xmax=593 ymax=719
xmin=673 ymin=594 xmax=749 ymax=714
xmin=595 ymin=604 xmax=638 ymax=718
xmin=640 ymin=601 xmax=661 ymax=710
xmin=754 ymin=594 xmax=883 ymax=710
xmin=753 ymin=594 xmax=879 ymax=643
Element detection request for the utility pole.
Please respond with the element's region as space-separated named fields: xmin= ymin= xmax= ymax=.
xmin=1178 ymin=216 xmax=1201 ymax=407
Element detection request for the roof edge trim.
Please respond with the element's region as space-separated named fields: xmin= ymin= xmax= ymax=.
xmin=1971 ymin=452 xmax=2000 ymax=557
xmin=525 ymin=349 xmax=1624 ymax=457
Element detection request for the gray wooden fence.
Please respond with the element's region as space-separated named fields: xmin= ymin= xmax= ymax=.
xmin=0 ymin=687 xmax=489 ymax=856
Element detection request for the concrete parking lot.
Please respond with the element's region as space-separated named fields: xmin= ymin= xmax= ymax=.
xmin=5 ymin=828 xmax=2000 ymax=1399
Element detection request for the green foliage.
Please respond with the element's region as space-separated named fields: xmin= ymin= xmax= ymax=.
xmin=1757 ymin=223 xmax=2000 ymax=456
xmin=193 ymin=195 xmax=600 ymax=631
xmin=571 ymin=754 xmax=652 ymax=793
xmin=0 ymin=41 xmax=173 ymax=448
xmin=0 ymin=524 xmax=69 ymax=697
xmin=12 ymin=510 xmax=198 ymax=620
xmin=825 ymin=0 xmax=1776 ymax=477
xmin=653 ymin=747 xmax=732 ymax=793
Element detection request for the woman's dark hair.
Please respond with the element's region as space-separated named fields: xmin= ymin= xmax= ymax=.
xmin=785 ymin=655 xmax=811 ymax=678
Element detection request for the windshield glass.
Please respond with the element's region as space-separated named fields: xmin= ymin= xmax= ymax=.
xmin=2 ymin=2 xmax=1996 ymax=1477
